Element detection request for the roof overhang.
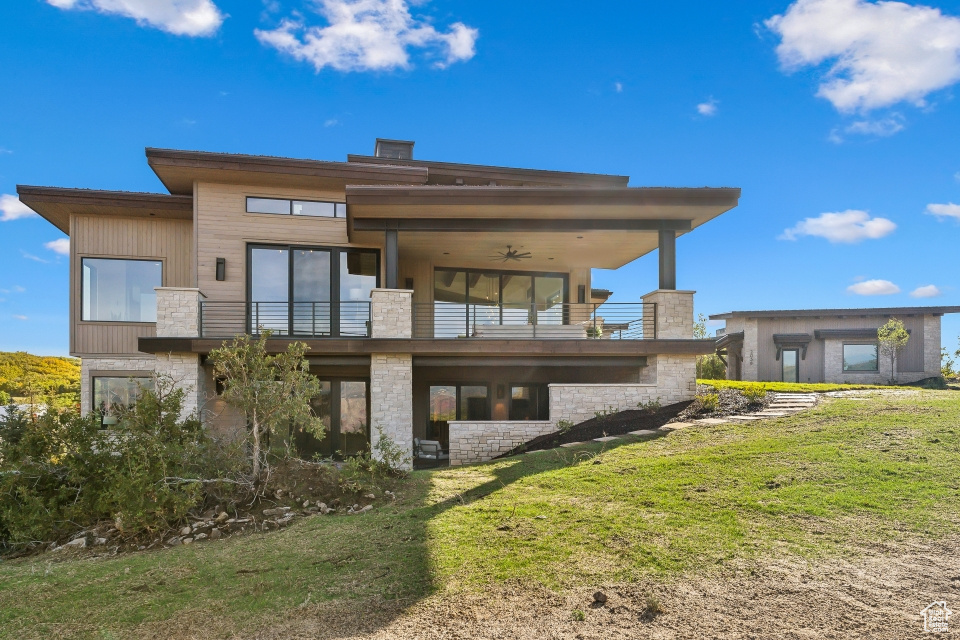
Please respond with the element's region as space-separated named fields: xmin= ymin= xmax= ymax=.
xmin=346 ymin=154 xmax=630 ymax=187
xmin=711 ymin=306 xmax=960 ymax=320
xmin=146 ymin=148 xmax=429 ymax=195
xmin=346 ymin=185 xmax=740 ymax=270
xmin=16 ymin=186 xmax=193 ymax=234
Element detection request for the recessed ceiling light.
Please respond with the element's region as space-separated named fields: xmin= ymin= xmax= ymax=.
xmin=548 ymin=257 xmax=554 ymax=260
xmin=577 ymin=236 xmax=584 ymax=239
xmin=443 ymin=252 xmax=450 ymax=255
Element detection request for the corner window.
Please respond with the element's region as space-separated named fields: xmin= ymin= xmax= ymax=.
xmin=93 ymin=376 xmax=154 ymax=425
xmin=246 ymin=197 xmax=345 ymax=218
xmin=81 ymin=258 xmax=162 ymax=322
xmin=843 ymin=343 xmax=878 ymax=371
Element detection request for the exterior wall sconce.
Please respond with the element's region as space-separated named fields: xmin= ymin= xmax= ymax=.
xmin=216 ymin=258 xmax=226 ymax=281
xmin=578 ymin=284 xmax=586 ymax=304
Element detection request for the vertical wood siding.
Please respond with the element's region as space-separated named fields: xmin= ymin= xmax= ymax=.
xmin=71 ymin=215 xmax=192 ymax=356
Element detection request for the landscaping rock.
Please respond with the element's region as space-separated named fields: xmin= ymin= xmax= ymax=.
xmin=180 ymin=526 xmax=192 ymax=536
xmin=593 ymin=591 xmax=608 ymax=604
xmin=182 ymin=537 xmax=194 ymax=545
xmin=364 ymin=493 xmax=376 ymax=499
xmin=194 ymin=533 xmax=208 ymax=541
xmin=167 ymin=537 xmax=181 ymax=546
xmin=209 ymin=528 xmax=222 ymax=540
xmin=63 ymin=537 xmax=86 ymax=549
xmin=94 ymin=537 xmax=107 ymax=546
xmin=215 ymin=511 xmax=229 ymax=524
xmin=263 ymin=507 xmax=291 ymax=517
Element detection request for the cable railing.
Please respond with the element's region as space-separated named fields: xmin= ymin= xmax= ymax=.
xmin=200 ymin=301 xmax=371 ymax=338
xmin=412 ymin=302 xmax=656 ymax=340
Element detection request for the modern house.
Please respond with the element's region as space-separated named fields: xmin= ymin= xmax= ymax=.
xmin=711 ymin=307 xmax=958 ymax=384
xmin=18 ymin=139 xmax=740 ymax=466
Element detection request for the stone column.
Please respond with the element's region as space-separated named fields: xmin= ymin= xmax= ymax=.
xmin=641 ymin=289 xmax=695 ymax=339
xmin=154 ymin=287 xmax=205 ymax=418
xmin=923 ymin=314 xmax=942 ymax=378
xmin=641 ymin=289 xmax=698 ymax=401
xmin=369 ymin=288 xmax=414 ymax=469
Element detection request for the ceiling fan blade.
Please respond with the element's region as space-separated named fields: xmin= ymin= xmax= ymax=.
xmin=515 ymin=252 xmax=532 ymax=258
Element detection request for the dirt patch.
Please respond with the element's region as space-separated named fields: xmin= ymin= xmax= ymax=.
xmin=673 ymin=384 xmax=769 ymax=420
xmin=250 ymin=536 xmax=960 ymax=640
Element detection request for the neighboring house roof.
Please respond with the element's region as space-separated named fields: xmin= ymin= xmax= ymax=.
xmin=591 ymin=288 xmax=613 ymax=301
xmin=16 ymin=186 xmax=193 ymax=235
xmin=710 ymin=306 xmax=960 ymax=320
xmin=345 ymin=153 xmax=630 ymax=187
xmin=145 ymin=147 xmax=430 ymax=195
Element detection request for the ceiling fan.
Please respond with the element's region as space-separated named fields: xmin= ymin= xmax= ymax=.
xmin=489 ymin=245 xmax=532 ymax=262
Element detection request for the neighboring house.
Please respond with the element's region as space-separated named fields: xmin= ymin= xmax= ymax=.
xmin=711 ymin=307 xmax=959 ymax=384
xmin=18 ymin=139 xmax=740 ymax=466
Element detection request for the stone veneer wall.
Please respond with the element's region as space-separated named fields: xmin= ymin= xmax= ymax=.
xmin=370 ymin=289 xmax=412 ymax=338
xmin=80 ymin=356 xmax=157 ymax=414
xmin=370 ymin=353 xmax=413 ymax=470
xmin=154 ymin=287 xmax=205 ymax=419
xmin=448 ymin=421 xmax=554 ymax=466
xmin=641 ymin=289 xmax=694 ymax=339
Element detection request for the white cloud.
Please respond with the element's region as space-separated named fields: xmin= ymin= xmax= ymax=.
xmin=21 ymin=251 xmax=50 ymax=264
xmin=847 ymin=279 xmax=901 ymax=295
xmin=45 ymin=238 xmax=70 ymax=255
xmin=614 ymin=82 xmax=623 ymax=93
xmin=46 ymin=0 xmax=224 ymax=36
xmin=255 ymin=0 xmax=478 ymax=72
xmin=910 ymin=284 xmax=942 ymax=298
xmin=13 ymin=286 xmax=25 ymax=293
xmin=954 ymin=170 xmax=960 ymax=182
xmin=844 ymin=114 xmax=905 ymax=137
xmin=0 ymin=147 xmax=12 ymax=154
xmin=324 ymin=118 xmax=339 ymax=127
xmin=0 ymin=194 xmax=36 ymax=221
xmin=13 ymin=315 xmax=28 ymax=321
xmin=766 ymin=0 xmax=960 ymax=113
xmin=926 ymin=202 xmax=960 ymax=220
xmin=779 ymin=210 xmax=896 ymax=243
xmin=697 ymin=97 xmax=719 ymax=116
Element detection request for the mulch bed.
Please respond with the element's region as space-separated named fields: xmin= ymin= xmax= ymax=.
xmin=498 ymin=400 xmax=693 ymax=457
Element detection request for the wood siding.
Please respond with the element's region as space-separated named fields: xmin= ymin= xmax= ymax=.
xmin=196 ymin=182 xmax=384 ymax=302
xmin=754 ymin=315 xmax=925 ymax=382
xmin=71 ymin=214 xmax=192 ymax=356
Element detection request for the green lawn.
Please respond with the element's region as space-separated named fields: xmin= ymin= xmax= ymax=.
xmin=1 ymin=391 xmax=958 ymax=638
xmin=699 ymin=378 xmax=893 ymax=393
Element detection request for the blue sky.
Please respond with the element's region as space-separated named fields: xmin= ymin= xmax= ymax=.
xmin=1 ymin=0 xmax=959 ymax=356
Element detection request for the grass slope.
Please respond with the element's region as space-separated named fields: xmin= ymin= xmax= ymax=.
xmin=1 ymin=391 xmax=958 ymax=639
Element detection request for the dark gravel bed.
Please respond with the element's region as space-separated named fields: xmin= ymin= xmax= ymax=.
xmin=672 ymin=384 xmax=769 ymax=421
xmin=498 ymin=400 xmax=693 ymax=457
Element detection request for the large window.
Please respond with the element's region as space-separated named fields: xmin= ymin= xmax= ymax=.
xmin=248 ymin=245 xmax=378 ymax=337
xmin=81 ymin=258 xmax=162 ymax=322
xmin=509 ymin=384 xmax=549 ymax=421
xmin=843 ymin=343 xmax=879 ymax=371
xmin=289 ymin=378 xmax=369 ymax=459
xmin=433 ymin=268 xmax=568 ymax=338
xmin=246 ymin=197 xmax=345 ymax=218
xmin=428 ymin=385 xmax=490 ymax=447
xmin=93 ymin=376 xmax=154 ymax=425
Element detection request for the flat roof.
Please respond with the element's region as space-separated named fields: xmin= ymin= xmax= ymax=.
xmin=710 ymin=306 xmax=960 ymax=320
xmin=346 ymin=154 xmax=630 ymax=187
xmin=16 ymin=186 xmax=192 ymax=234
xmin=146 ymin=147 xmax=429 ymax=195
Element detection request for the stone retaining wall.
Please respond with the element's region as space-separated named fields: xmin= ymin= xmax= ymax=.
xmin=448 ymin=420 xmax=555 ymax=466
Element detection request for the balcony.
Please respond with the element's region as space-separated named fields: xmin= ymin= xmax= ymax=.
xmin=412 ymin=302 xmax=656 ymax=340
xmin=199 ymin=301 xmax=371 ymax=338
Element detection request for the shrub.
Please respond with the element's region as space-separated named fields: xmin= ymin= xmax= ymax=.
xmin=637 ymin=398 xmax=662 ymax=414
xmin=695 ymin=393 xmax=720 ymax=413
xmin=557 ymin=419 xmax=575 ymax=434
xmin=741 ymin=385 xmax=767 ymax=404
xmin=338 ymin=427 xmax=410 ymax=494
xmin=0 ymin=377 xmax=239 ymax=550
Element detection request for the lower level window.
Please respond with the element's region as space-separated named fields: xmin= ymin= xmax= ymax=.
xmin=93 ymin=376 xmax=154 ymax=425
xmin=428 ymin=385 xmax=490 ymax=446
xmin=843 ymin=343 xmax=879 ymax=371
xmin=509 ymin=384 xmax=549 ymax=420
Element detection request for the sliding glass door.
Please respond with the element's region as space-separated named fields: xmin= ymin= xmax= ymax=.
xmin=290 ymin=378 xmax=369 ymax=459
xmin=248 ymin=244 xmax=378 ymax=337
xmin=428 ymin=384 xmax=490 ymax=449
xmin=433 ymin=268 xmax=568 ymax=337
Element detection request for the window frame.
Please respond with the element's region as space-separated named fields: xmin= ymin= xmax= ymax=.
xmin=245 ymin=243 xmax=380 ymax=337
xmin=245 ymin=196 xmax=346 ymax=218
xmin=91 ymin=374 xmax=154 ymax=427
xmin=79 ymin=256 xmax=164 ymax=324
xmin=842 ymin=342 xmax=880 ymax=373
xmin=508 ymin=383 xmax=550 ymax=421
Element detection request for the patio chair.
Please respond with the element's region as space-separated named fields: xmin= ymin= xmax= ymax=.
xmin=413 ymin=438 xmax=449 ymax=466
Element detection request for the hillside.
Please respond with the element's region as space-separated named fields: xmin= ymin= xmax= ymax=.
xmin=0 ymin=351 xmax=80 ymax=406
xmin=0 ymin=390 xmax=957 ymax=638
